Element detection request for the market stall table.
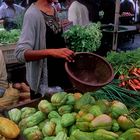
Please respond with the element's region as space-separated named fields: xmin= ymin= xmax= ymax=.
xmin=101 ymin=24 xmax=137 ymax=50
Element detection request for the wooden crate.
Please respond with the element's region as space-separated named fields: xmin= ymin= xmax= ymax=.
xmin=0 ymin=44 xmax=18 ymax=64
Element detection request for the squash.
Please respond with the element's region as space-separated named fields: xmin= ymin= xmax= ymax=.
xmin=0 ymin=117 xmax=20 ymax=138
xmin=117 ymin=115 xmax=134 ymax=130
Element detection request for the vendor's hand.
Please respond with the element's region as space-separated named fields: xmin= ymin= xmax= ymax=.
xmin=47 ymin=48 xmax=75 ymax=62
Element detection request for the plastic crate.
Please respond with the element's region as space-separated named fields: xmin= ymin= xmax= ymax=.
xmin=0 ymin=44 xmax=18 ymax=64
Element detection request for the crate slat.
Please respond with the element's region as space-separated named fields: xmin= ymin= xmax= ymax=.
xmin=0 ymin=44 xmax=18 ymax=64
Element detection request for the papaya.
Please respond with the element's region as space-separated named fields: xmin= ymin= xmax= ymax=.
xmin=117 ymin=115 xmax=135 ymax=131
xmin=89 ymin=114 xmax=112 ymax=131
xmin=110 ymin=100 xmax=128 ymax=118
xmin=0 ymin=117 xmax=20 ymax=139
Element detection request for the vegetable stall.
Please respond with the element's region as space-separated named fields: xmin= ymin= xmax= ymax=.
xmin=0 ymin=24 xmax=140 ymax=140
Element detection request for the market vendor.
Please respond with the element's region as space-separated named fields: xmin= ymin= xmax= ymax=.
xmin=0 ymin=50 xmax=9 ymax=97
xmin=0 ymin=0 xmax=25 ymax=30
xmin=15 ymin=0 xmax=75 ymax=100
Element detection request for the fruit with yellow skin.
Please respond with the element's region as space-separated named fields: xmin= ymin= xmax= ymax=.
xmin=0 ymin=117 xmax=20 ymax=138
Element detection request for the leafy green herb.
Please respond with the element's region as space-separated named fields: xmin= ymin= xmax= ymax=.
xmin=63 ymin=22 xmax=102 ymax=52
xmin=105 ymin=48 xmax=140 ymax=75
xmin=0 ymin=29 xmax=20 ymax=45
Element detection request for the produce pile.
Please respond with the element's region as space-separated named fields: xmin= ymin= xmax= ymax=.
xmin=0 ymin=29 xmax=20 ymax=45
xmin=0 ymin=83 xmax=30 ymax=109
xmin=1 ymin=92 xmax=140 ymax=140
xmin=106 ymin=48 xmax=140 ymax=91
xmin=106 ymin=48 xmax=140 ymax=75
xmin=63 ymin=22 xmax=102 ymax=52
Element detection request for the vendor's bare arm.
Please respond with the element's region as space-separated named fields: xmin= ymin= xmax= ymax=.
xmin=24 ymin=48 xmax=74 ymax=62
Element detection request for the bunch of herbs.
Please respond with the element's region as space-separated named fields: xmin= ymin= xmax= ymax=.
xmin=63 ymin=22 xmax=102 ymax=52
xmin=0 ymin=29 xmax=20 ymax=45
xmin=106 ymin=48 xmax=140 ymax=75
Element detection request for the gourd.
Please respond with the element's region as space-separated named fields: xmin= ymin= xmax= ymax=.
xmin=21 ymin=107 xmax=36 ymax=119
xmin=55 ymin=121 xmax=67 ymax=135
xmin=8 ymin=108 xmax=21 ymax=123
xmin=89 ymin=105 xmax=103 ymax=117
xmin=66 ymin=93 xmax=76 ymax=105
xmin=111 ymin=119 xmax=120 ymax=132
xmin=0 ymin=117 xmax=20 ymax=138
xmin=69 ymin=129 xmax=94 ymax=140
xmin=42 ymin=121 xmax=56 ymax=136
xmin=92 ymin=129 xmax=119 ymax=140
xmin=58 ymin=105 xmax=73 ymax=115
xmin=43 ymin=136 xmax=55 ymax=140
xmin=51 ymin=92 xmax=68 ymax=106
xmin=74 ymin=93 xmax=95 ymax=111
xmin=61 ymin=113 xmax=76 ymax=127
xmin=19 ymin=111 xmax=46 ymax=131
xmin=23 ymin=126 xmax=43 ymax=140
xmin=76 ymin=121 xmax=90 ymax=132
xmin=48 ymin=111 xmax=61 ymax=119
xmin=53 ymin=131 xmax=67 ymax=140
xmin=38 ymin=100 xmax=56 ymax=113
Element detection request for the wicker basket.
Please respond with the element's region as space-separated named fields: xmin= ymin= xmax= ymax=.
xmin=0 ymin=44 xmax=18 ymax=64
